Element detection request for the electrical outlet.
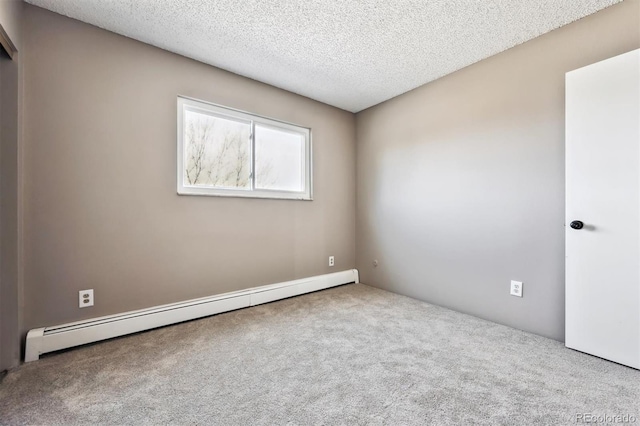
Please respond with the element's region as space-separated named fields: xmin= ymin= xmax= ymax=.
xmin=329 ymin=256 xmax=335 ymax=267
xmin=510 ymin=281 xmax=523 ymax=297
xmin=79 ymin=289 xmax=94 ymax=308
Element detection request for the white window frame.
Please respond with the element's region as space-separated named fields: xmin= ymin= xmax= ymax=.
xmin=177 ymin=96 xmax=312 ymax=200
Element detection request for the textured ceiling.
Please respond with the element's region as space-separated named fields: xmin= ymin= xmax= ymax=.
xmin=26 ymin=0 xmax=621 ymax=112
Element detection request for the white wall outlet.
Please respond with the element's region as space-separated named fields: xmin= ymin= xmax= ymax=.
xmin=510 ymin=280 xmax=523 ymax=297
xmin=79 ymin=289 xmax=94 ymax=308
xmin=329 ymin=256 xmax=335 ymax=267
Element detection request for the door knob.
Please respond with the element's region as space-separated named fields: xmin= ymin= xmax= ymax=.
xmin=570 ymin=220 xmax=584 ymax=230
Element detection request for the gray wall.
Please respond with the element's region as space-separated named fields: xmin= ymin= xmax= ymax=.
xmin=0 ymin=0 xmax=22 ymax=52
xmin=22 ymin=5 xmax=356 ymax=333
xmin=0 ymin=0 xmax=22 ymax=371
xmin=355 ymin=0 xmax=640 ymax=341
xmin=0 ymin=51 xmax=20 ymax=372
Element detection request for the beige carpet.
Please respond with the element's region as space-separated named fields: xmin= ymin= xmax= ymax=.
xmin=1 ymin=283 xmax=639 ymax=425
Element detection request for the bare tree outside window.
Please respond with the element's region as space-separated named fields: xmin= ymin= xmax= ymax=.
xmin=184 ymin=111 xmax=251 ymax=188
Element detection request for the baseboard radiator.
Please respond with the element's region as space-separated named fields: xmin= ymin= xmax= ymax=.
xmin=25 ymin=269 xmax=359 ymax=362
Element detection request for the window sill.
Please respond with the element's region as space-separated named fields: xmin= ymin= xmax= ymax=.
xmin=177 ymin=187 xmax=313 ymax=201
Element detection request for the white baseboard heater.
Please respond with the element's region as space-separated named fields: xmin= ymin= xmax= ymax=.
xmin=25 ymin=269 xmax=359 ymax=362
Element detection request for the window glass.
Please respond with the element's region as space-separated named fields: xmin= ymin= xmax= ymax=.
xmin=184 ymin=110 xmax=251 ymax=189
xmin=255 ymin=124 xmax=305 ymax=192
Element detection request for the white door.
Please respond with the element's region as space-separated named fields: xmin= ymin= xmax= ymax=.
xmin=565 ymin=49 xmax=640 ymax=369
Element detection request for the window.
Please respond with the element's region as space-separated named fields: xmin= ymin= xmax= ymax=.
xmin=177 ymin=96 xmax=312 ymax=200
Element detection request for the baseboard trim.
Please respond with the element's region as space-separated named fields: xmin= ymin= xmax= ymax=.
xmin=25 ymin=269 xmax=359 ymax=362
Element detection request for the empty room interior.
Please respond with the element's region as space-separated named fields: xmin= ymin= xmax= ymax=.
xmin=1 ymin=0 xmax=639 ymax=424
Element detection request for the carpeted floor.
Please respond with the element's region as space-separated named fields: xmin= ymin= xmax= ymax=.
xmin=1 ymin=283 xmax=638 ymax=425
